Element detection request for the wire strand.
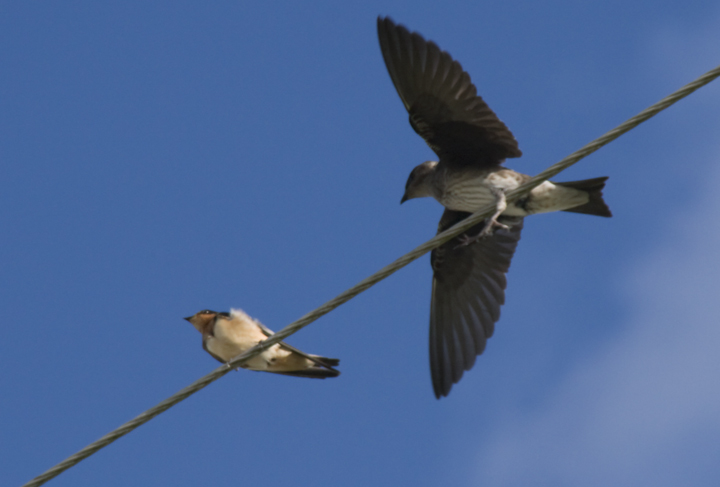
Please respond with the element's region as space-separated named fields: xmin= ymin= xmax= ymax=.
xmin=20 ymin=63 xmax=720 ymax=487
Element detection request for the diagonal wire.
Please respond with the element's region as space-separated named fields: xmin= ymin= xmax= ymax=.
xmin=20 ymin=63 xmax=720 ymax=487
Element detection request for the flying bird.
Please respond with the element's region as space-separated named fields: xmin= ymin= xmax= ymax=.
xmin=184 ymin=308 xmax=340 ymax=378
xmin=377 ymin=17 xmax=611 ymax=398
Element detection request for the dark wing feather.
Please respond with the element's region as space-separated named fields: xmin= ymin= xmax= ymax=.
xmin=271 ymin=368 xmax=340 ymax=379
xmin=430 ymin=210 xmax=523 ymax=398
xmin=254 ymin=319 xmax=339 ymax=373
xmin=377 ymin=17 xmax=521 ymax=167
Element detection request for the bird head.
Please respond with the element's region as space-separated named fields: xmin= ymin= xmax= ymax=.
xmin=184 ymin=309 xmax=218 ymax=333
xmin=401 ymin=161 xmax=438 ymax=203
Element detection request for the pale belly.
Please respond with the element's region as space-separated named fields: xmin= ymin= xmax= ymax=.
xmin=205 ymin=335 xmax=276 ymax=369
xmin=438 ymin=172 xmax=588 ymax=216
xmin=438 ymin=171 xmax=524 ymax=213
xmin=206 ymin=322 xmax=311 ymax=372
xmin=207 ymin=319 xmax=281 ymax=370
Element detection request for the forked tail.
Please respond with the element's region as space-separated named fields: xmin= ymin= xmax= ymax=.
xmin=556 ymin=177 xmax=612 ymax=217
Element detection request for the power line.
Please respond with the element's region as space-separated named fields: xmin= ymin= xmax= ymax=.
xmin=20 ymin=63 xmax=720 ymax=487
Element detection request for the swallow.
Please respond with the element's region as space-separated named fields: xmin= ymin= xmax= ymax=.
xmin=377 ymin=17 xmax=611 ymax=398
xmin=184 ymin=308 xmax=340 ymax=378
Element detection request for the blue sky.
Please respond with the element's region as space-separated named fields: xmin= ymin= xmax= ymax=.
xmin=2 ymin=2 xmax=720 ymax=486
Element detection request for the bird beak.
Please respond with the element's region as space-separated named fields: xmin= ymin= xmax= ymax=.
xmin=183 ymin=316 xmax=193 ymax=322
xmin=400 ymin=194 xmax=408 ymax=204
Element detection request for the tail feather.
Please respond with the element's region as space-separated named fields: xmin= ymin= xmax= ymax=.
xmin=312 ymin=356 xmax=340 ymax=368
xmin=556 ymin=177 xmax=612 ymax=217
xmin=273 ymin=355 xmax=340 ymax=379
xmin=273 ymin=367 xmax=341 ymax=379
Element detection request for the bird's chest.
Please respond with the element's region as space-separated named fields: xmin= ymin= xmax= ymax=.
xmin=436 ymin=171 xmax=520 ymax=212
xmin=205 ymin=320 xmax=268 ymax=367
xmin=215 ymin=320 xmax=261 ymax=349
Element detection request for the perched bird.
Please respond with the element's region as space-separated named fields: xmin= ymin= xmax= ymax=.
xmin=184 ymin=308 xmax=340 ymax=378
xmin=377 ymin=17 xmax=611 ymax=398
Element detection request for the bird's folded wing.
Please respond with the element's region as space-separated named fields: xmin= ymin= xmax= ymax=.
xmin=202 ymin=338 xmax=226 ymax=364
xmin=377 ymin=16 xmax=521 ymax=167
xmin=430 ymin=210 xmax=523 ymax=398
xmin=254 ymin=319 xmax=338 ymax=371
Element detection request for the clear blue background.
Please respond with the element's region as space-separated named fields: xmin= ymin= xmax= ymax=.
xmin=2 ymin=2 xmax=720 ymax=486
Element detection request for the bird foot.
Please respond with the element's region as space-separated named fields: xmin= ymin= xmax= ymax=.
xmin=455 ymin=218 xmax=508 ymax=248
xmin=455 ymin=189 xmax=509 ymax=248
xmin=225 ymin=362 xmax=240 ymax=372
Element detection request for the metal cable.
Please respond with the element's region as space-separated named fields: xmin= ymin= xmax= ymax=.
xmin=20 ymin=63 xmax=720 ymax=487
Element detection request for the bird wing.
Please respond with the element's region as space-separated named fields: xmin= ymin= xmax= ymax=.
xmin=202 ymin=336 xmax=226 ymax=364
xmin=377 ymin=17 xmax=521 ymax=168
xmin=254 ymin=319 xmax=339 ymax=372
xmin=429 ymin=209 xmax=523 ymax=398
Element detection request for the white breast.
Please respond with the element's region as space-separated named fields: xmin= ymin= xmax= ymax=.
xmin=207 ymin=317 xmax=283 ymax=370
xmin=439 ymin=171 xmax=522 ymax=213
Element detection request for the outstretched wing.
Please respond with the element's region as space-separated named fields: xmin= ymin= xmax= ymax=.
xmin=429 ymin=210 xmax=523 ymax=398
xmin=377 ymin=17 xmax=521 ymax=167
